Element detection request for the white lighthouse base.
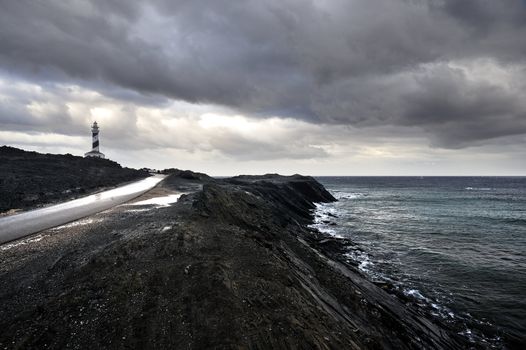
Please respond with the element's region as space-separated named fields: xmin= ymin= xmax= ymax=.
xmin=84 ymin=151 xmax=105 ymax=159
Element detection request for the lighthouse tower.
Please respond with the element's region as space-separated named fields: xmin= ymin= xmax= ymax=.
xmin=84 ymin=121 xmax=105 ymax=158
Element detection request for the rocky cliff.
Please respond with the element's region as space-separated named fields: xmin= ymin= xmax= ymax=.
xmin=0 ymin=172 xmax=469 ymax=349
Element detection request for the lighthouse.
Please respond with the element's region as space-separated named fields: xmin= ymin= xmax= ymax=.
xmin=84 ymin=121 xmax=105 ymax=158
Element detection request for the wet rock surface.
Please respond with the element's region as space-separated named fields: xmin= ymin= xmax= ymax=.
xmin=0 ymin=146 xmax=148 ymax=213
xmin=0 ymin=172 xmax=471 ymax=349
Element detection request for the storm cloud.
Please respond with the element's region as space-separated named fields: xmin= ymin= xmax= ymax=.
xmin=0 ymin=0 xmax=525 ymax=173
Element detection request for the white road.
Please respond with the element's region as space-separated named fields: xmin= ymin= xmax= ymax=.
xmin=0 ymin=175 xmax=166 ymax=245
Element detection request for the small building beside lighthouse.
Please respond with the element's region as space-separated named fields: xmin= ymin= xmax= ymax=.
xmin=84 ymin=121 xmax=105 ymax=159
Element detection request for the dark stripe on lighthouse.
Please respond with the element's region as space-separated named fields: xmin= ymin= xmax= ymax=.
xmin=93 ymin=140 xmax=99 ymax=148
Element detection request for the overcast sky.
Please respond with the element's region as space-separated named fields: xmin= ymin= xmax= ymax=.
xmin=1 ymin=0 xmax=525 ymax=175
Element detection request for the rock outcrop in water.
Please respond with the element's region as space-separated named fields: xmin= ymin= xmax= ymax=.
xmin=0 ymin=171 xmax=470 ymax=349
xmin=0 ymin=146 xmax=148 ymax=213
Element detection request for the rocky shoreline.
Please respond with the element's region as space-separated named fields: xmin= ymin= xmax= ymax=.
xmin=0 ymin=171 xmax=472 ymax=349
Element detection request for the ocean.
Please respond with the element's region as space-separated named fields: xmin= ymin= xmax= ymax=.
xmin=313 ymin=177 xmax=526 ymax=348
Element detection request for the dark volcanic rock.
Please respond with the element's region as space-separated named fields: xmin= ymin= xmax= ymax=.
xmin=188 ymin=177 xmax=466 ymax=349
xmin=0 ymin=173 xmax=470 ymax=349
xmin=0 ymin=146 xmax=148 ymax=212
xmin=157 ymin=168 xmax=216 ymax=194
xmin=161 ymin=168 xmax=213 ymax=182
xmin=223 ymin=174 xmax=335 ymax=223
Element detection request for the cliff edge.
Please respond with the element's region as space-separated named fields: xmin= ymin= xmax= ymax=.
xmin=0 ymin=172 xmax=468 ymax=349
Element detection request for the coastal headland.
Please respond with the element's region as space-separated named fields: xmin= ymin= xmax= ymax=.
xmin=0 ymin=162 xmax=472 ymax=349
